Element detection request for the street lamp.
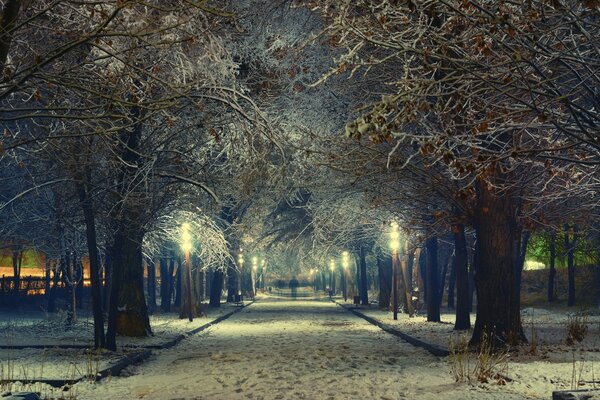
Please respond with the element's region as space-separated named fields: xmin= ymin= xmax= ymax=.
xmin=342 ymin=251 xmax=349 ymax=302
xmin=252 ymin=256 xmax=258 ymax=299
xmin=180 ymin=223 xmax=194 ymax=322
xmin=237 ymin=250 xmax=244 ymax=302
xmin=390 ymin=221 xmax=400 ymax=320
xmin=329 ymin=259 xmax=335 ymax=295
xmin=261 ymin=259 xmax=266 ymax=291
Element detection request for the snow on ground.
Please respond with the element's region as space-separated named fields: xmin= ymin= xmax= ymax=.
xmin=0 ymin=304 xmax=240 ymax=384
xmin=5 ymin=297 xmax=600 ymax=399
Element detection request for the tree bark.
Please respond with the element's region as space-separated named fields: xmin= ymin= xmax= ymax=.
xmin=146 ymin=257 xmax=156 ymax=315
xmin=226 ymin=261 xmax=236 ymax=302
xmin=566 ymin=223 xmax=577 ymax=307
xmin=174 ymin=259 xmax=182 ymax=308
xmin=209 ymin=270 xmax=223 ymax=307
xmin=160 ymin=258 xmax=169 ymax=312
xmin=425 ymin=236 xmax=440 ymax=322
xmin=453 ymin=224 xmax=471 ymax=330
xmin=548 ymin=230 xmax=556 ymax=303
xmin=0 ymin=0 xmax=21 ymax=72
xmin=75 ymin=179 xmax=105 ymax=349
xmin=471 ymin=183 xmax=525 ymax=346
xmin=447 ymin=252 xmax=456 ymax=309
xmin=358 ymin=246 xmax=369 ymax=305
xmin=106 ymin=225 xmax=152 ymax=351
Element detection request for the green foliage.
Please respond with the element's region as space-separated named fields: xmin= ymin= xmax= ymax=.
xmin=526 ymin=229 xmax=597 ymax=269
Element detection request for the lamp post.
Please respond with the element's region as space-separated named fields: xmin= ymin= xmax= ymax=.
xmin=252 ymin=256 xmax=258 ymax=299
xmin=180 ymin=223 xmax=194 ymax=322
xmin=342 ymin=251 xmax=349 ymax=302
xmin=237 ymin=250 xmax=244 ymax=302
xmin=261 ymin=259 xmax=266 ymax=291
xmin=329 ymin=259 xmax=335 ymax=295
xmin=390 ymin=221 xmax=400 ymax=320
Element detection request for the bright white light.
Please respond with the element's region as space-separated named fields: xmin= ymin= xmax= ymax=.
xmin=389 ymin=221 xmax=400 ymax=251
xmin=180 ymin=223 xmax=192 ymax=252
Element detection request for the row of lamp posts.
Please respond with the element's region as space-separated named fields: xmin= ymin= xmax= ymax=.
xmin=237 ymin=250 xmax=267 ymax=301
xmin=327 ymin=221 xmax=402 ymax=320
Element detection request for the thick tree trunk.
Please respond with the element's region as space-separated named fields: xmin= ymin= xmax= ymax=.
xmin=146 ymin=258 xmax=156 ymax=315
xmin=76 ymin=179 xmax=106 ymax=349
xmin=359 ymin=247 xmax=369 ymax=305
xmin=548 ymin=230 xmax=556 ymax=303
xmin=471 ymin=183 xmax=524 ymax=346
xmin=566 ymin=224 xmax=577 ymax=307
xmin=425 ymin=236 xmax=440 ymax=322
xmin=63 ymin=250 xmax=74 ymax=327
xmin=209 ymin=270 xmax=223 ymax=307
xmin=106 ymin=225 xmax=152 ymax=351
xmin=453 ymin=224 xmax=471 ymax=330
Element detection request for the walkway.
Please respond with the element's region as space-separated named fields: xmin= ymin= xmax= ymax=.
xmin=76 ymin=297 xmax=533 ymax=399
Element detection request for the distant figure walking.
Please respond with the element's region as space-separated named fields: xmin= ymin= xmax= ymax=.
xmin=289 ymin=277 xmax=299 ymax=299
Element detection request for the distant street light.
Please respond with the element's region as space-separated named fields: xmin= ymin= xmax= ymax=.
xmin=342 ymin=251 xmax=349 ymax=302
xmin=180 ymin=223 xmax=194 ymax=322
xmin=237 ymin=250 xmax=244 ymax=302
xmin=252 ymin=256 xmax=258 ymax=299
xmin=390 ymin=221 xmax=400 ymax=320
xmin=329 ymin=259 xmax=335 ymax=295
xmin=261 ymin=259 xmax=266 ymax=291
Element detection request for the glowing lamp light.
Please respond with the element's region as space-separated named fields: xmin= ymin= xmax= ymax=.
xmin=389 ymin=221 xmax=400 ymax=251
xmin=180 ymin=223 xmax=192 ymax=252
xmin=342 ymin=251 xmax=349 ymax=269
xmin=329 ymin=259 xmax=335 ymax=271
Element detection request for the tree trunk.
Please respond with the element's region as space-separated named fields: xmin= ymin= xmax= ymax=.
xmin=548 ymin=230 xmax=556 ymax=303
xmin=419 ymin=247 xmax=427 ymax=304
xmin=468 ymin=237 xmax=476 ymax=313
xmin=106 ymin=225 xmax=151 ymax=351
xmin=227 ymin=261 xmax=236 ymax=302
xmin=147 ymin=257 xmax=156 ymax=315
xmin=209 ymin=270 xmax=223 ymax=307
xmin=0 ymin=0 xmax=21 ymax=72
xmin=425 ymin=236 xmax=440 ymax=322
xmin=103 ymin=250 xmax=111 ymax=313
xmin=438 ymin=252 xmax=451 ymax=308
xmin=159 ymin=258 xmax=169 ymax=312
xmin=174 ymin=259 xmax=182 ymax=308
xmin=63 ymin=250 xmax=74 ymax=327
xmin=447 ymin=251 xmax=456 ymax=309
xmin=471 ymin=183 xmax=524 ymax=346
xmin=453 ymin=224 xmax=471 ymax=330
xmin=11 ymin=247 xmax=21 ymax=299
xmin=358 ymin=246 xmax=369 ymax=305
xmin=75 ymin=179 xmax=105 ymax=349
xmin=179 ymin=253 xmax=196 ymax=320
xmin=514 ymin=231 xmax=530 ymax=308
xmin=566 ymin=224 xmax=577 ymax=307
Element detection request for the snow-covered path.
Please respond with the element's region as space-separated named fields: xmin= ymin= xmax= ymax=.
xmin=74 ymin=298 xmax=536 ymax=399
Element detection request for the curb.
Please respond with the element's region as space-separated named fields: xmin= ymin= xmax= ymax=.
xmin=2 ymin=300 xmax=255 ymax=388
xmin=552 ymin=388 xmax=600 ymax=399
xmin=335 ymin=301 xmax=449 ymax=357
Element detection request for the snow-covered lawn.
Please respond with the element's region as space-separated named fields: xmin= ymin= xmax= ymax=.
xmin=0 ymin=302 xmax=242 ymax=388
xmin=5 ymin=297 xmax=600 ymax=399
